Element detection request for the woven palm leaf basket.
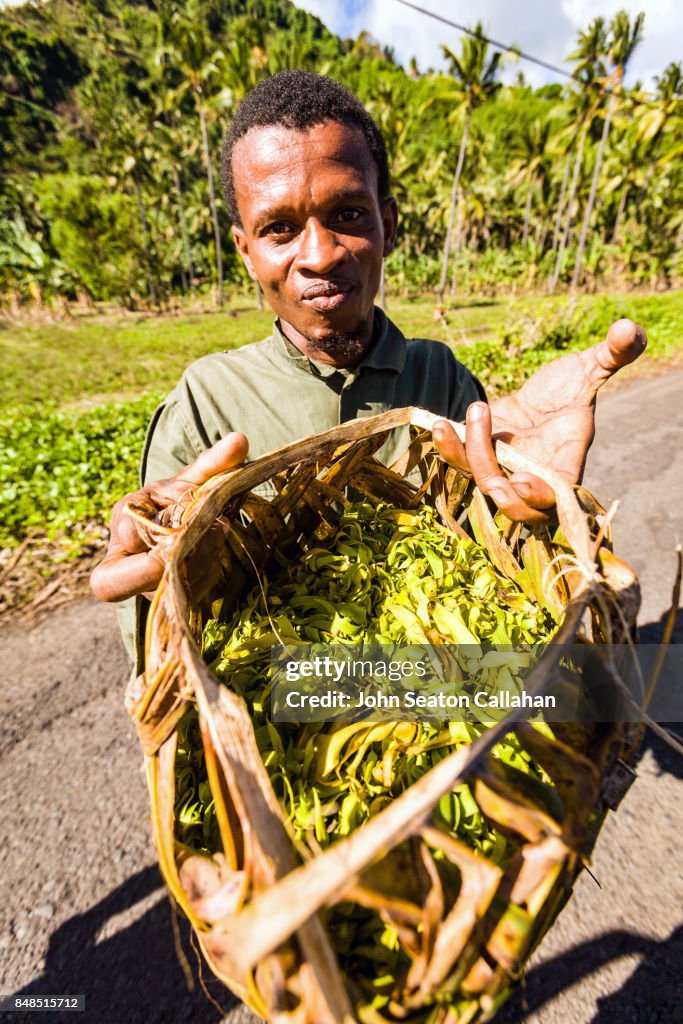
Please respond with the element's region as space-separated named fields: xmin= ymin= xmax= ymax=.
xmin=125 ymin=407 xmax=643 ymax=1024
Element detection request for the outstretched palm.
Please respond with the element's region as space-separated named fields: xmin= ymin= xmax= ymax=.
xmin=433 ymin=318 xmax=647 ymax=521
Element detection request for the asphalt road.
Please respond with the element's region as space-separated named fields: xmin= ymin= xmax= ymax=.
xmin=1 ymin=368 xmax=682 ymax=1024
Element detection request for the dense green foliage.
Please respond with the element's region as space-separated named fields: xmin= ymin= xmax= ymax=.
xmin=0 ymin=394 xmax=160 ymax=547
xmin=1 ymin=0 xmax=681 ymax=307
xmin=457 ymin=291 xmax=683 ymax=390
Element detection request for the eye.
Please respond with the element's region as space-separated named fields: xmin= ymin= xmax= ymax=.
xmin=337 ymin=208 xmax=362 ymax=223
xmin=265 ymin=221 xmax=295 ymax=237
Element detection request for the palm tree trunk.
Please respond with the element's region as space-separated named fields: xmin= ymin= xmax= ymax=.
xmin=611 ymin=185 xmax=629 ymax=242
xmin=636 ymin=136 xmax=663 ymax=217
xmin=172 ymin=165 xmax=194 ymax=293
xmin=522 ymin=186 xmax=532 ymax=243
xmin=675 ymin=220 xmax=683 ymax=254
xmin=536 ymin=216 xmax=547 ymax=250
xmin=572 ymin=95 xmax=614 ymax=290
xmin=132 ymin=172 xmax=157 ymax=308
xmin=450 ymin=191 xmax=463 ymax=296
xmin=549 ymin=124 xmax=588 ymax=293
xmin=199 ymin=102 xmax=224 ymax=307
xmin=551 ymin=152 xmax=571 ymax=252
xmin=438 ymin=112 xmax=470 ymax=302
xmin=256 ymin=281 xmax=264 ymax=311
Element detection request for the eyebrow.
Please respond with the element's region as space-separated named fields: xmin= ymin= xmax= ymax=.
xmin=253 ymin=188 xmax=375 ymax=227
xmin=329 ymin=188 xmax=375 ymax=204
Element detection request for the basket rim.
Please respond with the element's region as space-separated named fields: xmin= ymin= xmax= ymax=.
xmin=130 ymin=406 xmax=597 ymax=579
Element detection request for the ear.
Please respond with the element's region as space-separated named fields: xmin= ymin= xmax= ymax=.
xmin=232 ymin=225 xmax=258 ymax=281
xmin=381 ymin=196 xmax=399 ymax=257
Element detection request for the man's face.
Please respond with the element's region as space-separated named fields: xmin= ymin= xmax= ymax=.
xmin=231 ymin=121 xmax=398 ymax=364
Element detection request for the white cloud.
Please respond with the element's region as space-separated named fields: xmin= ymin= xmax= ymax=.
xmin=294 ymin=0 xmax=682 ymax=90
xmin=359 ymin=0 xmax=578 ymax=87
xmin=291 ymin=0 xmax=360 ymax=40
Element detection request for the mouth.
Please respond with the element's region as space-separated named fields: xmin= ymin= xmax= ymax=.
xmin=301 ymin=281 xmax=354 ymax=312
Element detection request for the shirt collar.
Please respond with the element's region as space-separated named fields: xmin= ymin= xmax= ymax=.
xmin=270 ymin=307 xmax=406 ymax=379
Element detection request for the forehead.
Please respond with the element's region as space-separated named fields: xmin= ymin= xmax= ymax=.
xmin=232 ymin=121 xmax=379 ymax=221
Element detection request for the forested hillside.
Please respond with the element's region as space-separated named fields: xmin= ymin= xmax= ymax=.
xmin=1 ymin=0 xmax=681 ymax=308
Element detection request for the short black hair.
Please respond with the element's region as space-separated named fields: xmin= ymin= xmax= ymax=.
xmin=220 ymin=70 xmax=390 ymax=226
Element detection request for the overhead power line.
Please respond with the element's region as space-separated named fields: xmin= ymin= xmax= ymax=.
xmin=393 ymin=0 xmax=663 ymax=107
xmin=394 ymin=0 xmax=577 ymax=81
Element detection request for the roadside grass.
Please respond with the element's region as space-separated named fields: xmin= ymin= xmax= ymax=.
xmin=1 ymin=304 xmax=274 ymax=409
xmin=1 ymin=288 xmax=682 ymax=610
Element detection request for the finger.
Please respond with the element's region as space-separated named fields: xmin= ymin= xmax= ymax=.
xmin=90 ymin=548 xmax=165 ymax=602
xmin=92 ymin=433 xmax=250 ymax=604
xmin=432 ymin=419 xmax=471 ymax=475
xmin=147 ymin=432 xmax=250 ymax=509
xmin=462 ymin=402 xmax=502 ymax=488
xmin=508 ymin=472 xmax=557 ymax=509
xmin=178 ymin=432 xmax=249 ymax=488
xmin=111 ymin=494 xmax=160 ymax=554
xmin=582 ymin=318 xmax=647 ymax=389
xmin=465 ymin=403 xmax=550 ymax=522
xmin=479 ymin=475 xmax=550 ymax=523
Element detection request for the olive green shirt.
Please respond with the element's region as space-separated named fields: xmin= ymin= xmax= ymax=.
xmin=119 ymin=308 xmax=484 ymax=665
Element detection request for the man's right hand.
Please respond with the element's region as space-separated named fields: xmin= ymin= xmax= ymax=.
xmin=90 ymin=433 xmax=249 ymax=603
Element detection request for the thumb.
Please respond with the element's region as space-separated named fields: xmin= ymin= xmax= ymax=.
xmin=179 ymin=432 xmax=249 ymax=487
xmin=586 ymin=318 xmax=647 ymax=384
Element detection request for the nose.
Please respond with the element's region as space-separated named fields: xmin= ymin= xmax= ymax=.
xmin=297 ymin=219 xmax=346 ymax=275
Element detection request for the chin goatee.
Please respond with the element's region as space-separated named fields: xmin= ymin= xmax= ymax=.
xmin=305 ymin=319 xmax=374 ymax=362
xmin=306 ymin=332 xmax=365 ymax=361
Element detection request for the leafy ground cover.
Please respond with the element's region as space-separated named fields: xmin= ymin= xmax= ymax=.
xmin=0 ymin=394 xmax=162 ymax=615
xmin=0 ymin=395 xmax=160 ymax=548
xmin=1 ymin=288 xmax=681 ymax=613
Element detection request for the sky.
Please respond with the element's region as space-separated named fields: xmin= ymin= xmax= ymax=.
xmin=294 ymin=0 xmax=682 ymax=90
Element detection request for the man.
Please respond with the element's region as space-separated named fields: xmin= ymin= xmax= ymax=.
xmin=91 ymin=70 xmax=646 ymax=657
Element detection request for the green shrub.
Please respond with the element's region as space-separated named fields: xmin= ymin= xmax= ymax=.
xmin=0 ymin=394 xmax=160 ymax=547
xmin=35 ymin=174 xmax=144 ymax=302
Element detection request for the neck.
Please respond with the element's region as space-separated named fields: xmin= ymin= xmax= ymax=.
xmin=279 ymin=310 xmax=376 ymax=368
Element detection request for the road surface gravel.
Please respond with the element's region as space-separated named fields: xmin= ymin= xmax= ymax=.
xmin=1 ymin=369 xmax=682 ymax=1024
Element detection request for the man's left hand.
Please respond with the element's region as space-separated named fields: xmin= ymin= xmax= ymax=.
xmin=432 ymin=318 xmax=647 ymax=522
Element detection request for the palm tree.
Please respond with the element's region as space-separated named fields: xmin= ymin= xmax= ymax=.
xmin=221 ymin=19 xmax=268 ymax=103
xmin=449 ymin=185 xmax=465 ymax=295
xmin=428 ymin=24 xmax=504 ymax=301
xmin=601 ymin=126 xmax=647 ymax=242
xmin=215 ymin=18 xmax=268 ymax=310
xmin=507 ymin=118 xmax=554 ymax=244
xmin=265 ymin=35 xmax=309 ymax=76
xmin=148 ymin=117 xmax=197 ymax=294
xmin=634 ymin=62 xmax=683 ymax=213
xmin=156 ymin=12 xmax=228 ymax=306
xmin=364 ymin=72 xmax=415 ymax=308
xmin=542 ymin=101 xmax=576 ymax=254
xmin=551 ymin=150 xmax=572 ymax=252
xmin=571 ymin=10 xmax=645 ymax=289
xmin=549 ymin=18 xmax=608 ymax=292
xmin=127 ymin=154 xmax=158 ymax=308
